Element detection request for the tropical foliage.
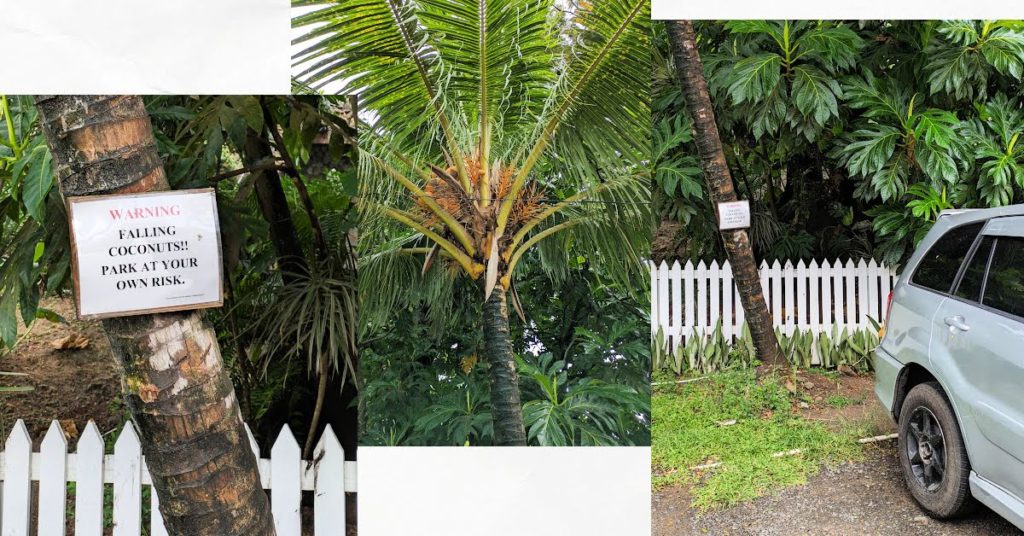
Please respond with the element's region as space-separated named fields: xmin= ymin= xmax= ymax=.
xmin=654 ymin=20 xmax=1024 ymax=267
xmin=0 ymin=95 xmax=359 ymax=452
xmin=361 ymin=260 xmax=650 ymax=446
xmin=295 ymin=0 xmax=651 ymax=444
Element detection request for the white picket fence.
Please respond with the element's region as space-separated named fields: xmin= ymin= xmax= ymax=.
xmin=0 ymin=419 xmax=356 ymax=536
xmin=651 ymin=259 xmax=899 ymax=351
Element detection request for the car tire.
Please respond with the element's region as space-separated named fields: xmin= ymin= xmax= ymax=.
xmin=897 ymin=381 xmax=977 ymax=519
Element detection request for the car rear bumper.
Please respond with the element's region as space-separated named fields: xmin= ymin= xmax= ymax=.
xmin=873 ymin=346 xmax=902 ymax=420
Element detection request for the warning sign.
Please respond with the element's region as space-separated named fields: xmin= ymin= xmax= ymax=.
xmin=67 ymin=188 xmax=223 ymax=319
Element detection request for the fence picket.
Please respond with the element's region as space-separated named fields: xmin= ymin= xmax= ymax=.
xmin=670 ymin=261 xmax=682 ymax=345
xmin=796 ymin=261 xmax=808 ymax=330
xmin=151 ymin=487 xmax=168 ymax=536
xmin=808 ymin=260 xmax=821 ymax=331
xmin=831 ymin=259 xmax=844 ymax=329
xmin=722 ymin=261 xmax=734 ymax=340
xmin=271 ymin=425 xmax=301 ymax=536
xmin=38 ymin=421 xmax=68 ymax=536
xmin=857 ymin=259 xmax=870 ymax=326
xmin=656 ymin=261 xmax=669 ymax=344
xmin=75 ymin=422 xmax=104 ymax=536
xmin=695 ymin=261 xmax=708 ymax=336
xmin=865 ymin=260 xmax=879 ymax=324
xmin=770 ymin=260 xmax=782 ymax=327
xmin=844 ymin=259 xmax=857 ymax=329
xmin=682 ymin=261 xmax=694 ymax=337
xmin=709 ymin=261 xmax=721 ymax=335
xmin=313 ymin=425 xmax=346 ymax=534
xmin=783 ymin=261 xmax=796 ymax=336
xmin=2 ymin=420 xmax=31 ymax=536
xmin=650 ymin=261 xmax=659 ymax=341
xmin=112 ymin=423 xmax=142 ymax=536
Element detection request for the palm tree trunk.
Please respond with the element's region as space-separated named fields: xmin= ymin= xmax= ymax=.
xmin=242 ymin=128 xmax=306 ymax=281
xmin=482 ymin=286 xmax=527 ymax=445
xmin=36 ymin=95 xmax=275 ymax=536
xmin=666 ymin=22 xmax=785 ymax=370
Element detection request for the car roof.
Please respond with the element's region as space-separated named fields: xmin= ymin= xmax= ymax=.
xmin=936 ymin=205 xmax=1024 ymax=225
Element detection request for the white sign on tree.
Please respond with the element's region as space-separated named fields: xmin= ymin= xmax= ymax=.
xmin=67 ymin=188 xmax=223 ymax=319
xmin=717 ymin=200 xmax=751 ymax=231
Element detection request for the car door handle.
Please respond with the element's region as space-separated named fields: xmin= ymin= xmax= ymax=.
xmin=944 ymin=315 xmax=970 ymax=332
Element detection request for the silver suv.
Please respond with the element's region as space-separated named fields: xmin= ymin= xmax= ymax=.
xmin=875 ymin=205 xmax=1024 ymax=530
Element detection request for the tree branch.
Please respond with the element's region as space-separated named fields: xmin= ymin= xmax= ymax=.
xmin=208 ymin=162 xmax=291 ymax=183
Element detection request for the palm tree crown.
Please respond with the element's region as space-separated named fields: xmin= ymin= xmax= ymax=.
xmin=294 ymin=0 xmax=651 ymax=324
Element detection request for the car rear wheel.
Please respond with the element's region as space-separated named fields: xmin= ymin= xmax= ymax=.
xmin=897 ymin=382 xmax=977 ymax=518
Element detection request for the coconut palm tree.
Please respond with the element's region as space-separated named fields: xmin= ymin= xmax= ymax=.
xmin=665 ymin=21 xmax=784 ymax=370
xmin=294 ymin=0 xmax=650 ymax=445
xmin=35 ymin=95 xmax=274 ymax=535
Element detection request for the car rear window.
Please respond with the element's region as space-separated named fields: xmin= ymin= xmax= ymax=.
xmin=982 ymin=237 xmax=1024 ymax=318
xmin=954 ymin=236 xmax=994 ymax=302
xmin=912 ymin=222 xmax=984 ymax=294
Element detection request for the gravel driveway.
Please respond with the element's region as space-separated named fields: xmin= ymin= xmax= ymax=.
xmin=653 ymin=446 xmax=1022 ymax=536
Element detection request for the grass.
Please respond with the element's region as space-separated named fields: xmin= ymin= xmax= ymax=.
xmin=652 ymin=369 xmax=869 ymax=510
xmin=826 ymin=394 xmax=860 ymax=408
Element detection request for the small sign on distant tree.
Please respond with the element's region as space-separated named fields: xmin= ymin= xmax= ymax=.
xmin=717 ymin=200 xmax=751 ymax=231
xmin=67 ymin=188 xmax=223 ymax=319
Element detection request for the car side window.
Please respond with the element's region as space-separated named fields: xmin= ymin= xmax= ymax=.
xmin=911 ymin=222 xmax=984 ymax=294
xmin=954 ymin=236 xmax=994 ymax=302
xmin=982 ymin=237 xmax=1024 ymax=319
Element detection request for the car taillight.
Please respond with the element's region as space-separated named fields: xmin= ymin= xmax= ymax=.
xmin=882 ymin=290 xmax=894 ymax=336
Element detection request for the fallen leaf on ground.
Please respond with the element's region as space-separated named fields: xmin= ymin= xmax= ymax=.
xmin=52 ymin=333 xmax=90 ymax=351
xmin=60 ymin=419 xmax=79 ymax=441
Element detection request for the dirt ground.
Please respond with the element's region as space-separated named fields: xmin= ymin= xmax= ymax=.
xmin=0 ymin=296 xmax=123 ymax=444
xmin=653 ymin=447 xmax=1021 ymax=536
xmin=653 ymin=371 xmax=1023 ymax=536
xmin=789 ymin=369 xmax=894 ymax=433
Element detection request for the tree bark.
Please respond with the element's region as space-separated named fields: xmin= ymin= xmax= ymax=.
xmin=36 ymin=95 xmax=275 ymax=536
xmin=482 ymin=286 xmax=527 ymax=445
xmin=242 ymin=130 xmax=306 ymax=281
xmin=666 ymin=22 xmax=786 ymax=370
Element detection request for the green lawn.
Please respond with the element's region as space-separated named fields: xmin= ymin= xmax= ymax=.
xmin=652 ymin=369 xmax=870 ymax=509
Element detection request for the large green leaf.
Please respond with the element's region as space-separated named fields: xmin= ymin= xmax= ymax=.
xmin=843 ymin=126 xmax=901 ymax=177
xmin=727 ymin=53 xmax=782 ymax=105
xmin=791 ymin=65 xmax=841 ymax=126
xmin=21 ymin=145 xmax=52 ymax=222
